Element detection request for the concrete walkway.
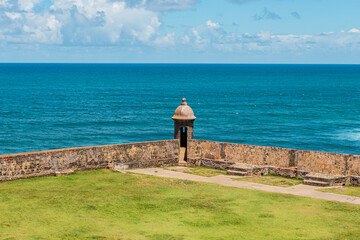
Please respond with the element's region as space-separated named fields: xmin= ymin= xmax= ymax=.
xmin=127 ymin=167 xmax=360 ymax=205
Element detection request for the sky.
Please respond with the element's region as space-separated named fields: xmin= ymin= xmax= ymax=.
xmin=0 ymin=0 xmax=360 ymax=63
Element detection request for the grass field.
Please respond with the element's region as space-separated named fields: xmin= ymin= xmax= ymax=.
xmin=0 ymin=169 xmax=360 ymax=240
xmin=318 ymin=185 xmax=360 ymax=198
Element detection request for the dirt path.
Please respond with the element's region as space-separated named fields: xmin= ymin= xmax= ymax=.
xmin=127 ymin=167 xmax=360 ymax=205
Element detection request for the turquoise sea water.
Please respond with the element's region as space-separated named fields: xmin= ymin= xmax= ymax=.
xmin=0 ymin=64 xmax=360 ymax=155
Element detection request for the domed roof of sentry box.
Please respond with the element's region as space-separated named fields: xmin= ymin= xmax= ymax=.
xmin=172 ymin=98 xmax=196 ymax=121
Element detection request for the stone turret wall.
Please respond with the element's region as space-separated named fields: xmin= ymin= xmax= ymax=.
xmin=0 ymin=140 xmax=179 ymax=182
xmin=187 ymin=139 xmax=360 ymax=176
xmin=174 ymin=120 xmax=194 ymax=140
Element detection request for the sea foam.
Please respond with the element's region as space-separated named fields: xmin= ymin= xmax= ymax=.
xmin=336 ymin=129 xmax=360 ymax=141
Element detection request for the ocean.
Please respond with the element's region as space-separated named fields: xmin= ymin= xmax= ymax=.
xmin=0 ymin=64 xmax=359 ymax=155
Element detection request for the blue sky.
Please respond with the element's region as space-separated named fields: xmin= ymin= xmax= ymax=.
xmin=0 ymin=0 xmax=360 ymax=63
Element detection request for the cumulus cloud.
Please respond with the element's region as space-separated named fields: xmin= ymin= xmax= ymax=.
xmin=349 ymin=28 xmax=360 ymax=33
xmin=253 ymin=8 xmax=281 ymax=20
xmin=181 ymin=35 xmax=190 ymax=44
xmin=153 ymin=32 xmax=175 ymax=47
xmin=188 ymin=20 xmax=230 ymax=49
xmin=0 ymin=0 xmax=200 ymax=47
xmin=206 ymin=20 xmax=220 ymax=29
xmin=17 ymin=0 xmax=43 ymax=11
xmin=184 ymin=21 xmax=360 ymax=54
xmin=291 ymin=11 xmax=301 ymax=19
xmin=0 ymin=0 xmax=162 ymax=45
xmin=51 ymin=0 xmax=161 ymax=44
xmin=0 ymin=0 xmax=63 ymax=44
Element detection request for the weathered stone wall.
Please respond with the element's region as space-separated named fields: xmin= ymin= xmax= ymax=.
xmin=2 ymin=138 xmax=359 ymax=182
xmin=0 ymin=140 xmax=179 ymax=182
xmin=188 ymin=140 xmax=360 ymax=176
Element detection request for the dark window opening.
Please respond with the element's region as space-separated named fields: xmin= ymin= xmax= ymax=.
xmin=180 ymin=127 xmax=187 ymax=148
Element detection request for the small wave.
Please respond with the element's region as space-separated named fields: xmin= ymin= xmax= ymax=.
xmin=336 ymin=129 xmax=360 ymax=141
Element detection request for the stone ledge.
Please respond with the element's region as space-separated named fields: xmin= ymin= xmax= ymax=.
xmin=351 ymin=176 xmax=360 ymax=186
xmin=187 ymin=158 xmax=310 ymax=179
xmin=0 ymin=170 xmax=56 ymax=182
xmin=187 ymin=158 xmax=235 ymax=169
xmin=304 ymin=173 xmax=349 ymax=186
xmin=0 ymin=139 xmax=179 ymax=159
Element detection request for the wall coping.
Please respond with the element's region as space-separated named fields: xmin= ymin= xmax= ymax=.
xmin=2 ymin=138 xmax=358 ymax=160
xmin=0 ymin=139 xmax=179 ymax=159
xmin=190 ymin=139 xmax=360 ymax=157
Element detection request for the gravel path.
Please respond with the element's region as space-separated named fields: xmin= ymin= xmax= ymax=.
xmin=127 ymin=167 xmax=360 ymax=205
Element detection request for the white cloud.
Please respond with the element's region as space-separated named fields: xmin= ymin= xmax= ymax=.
xmin=0 ymin=0 xmax=161 ymax=45
xmin=153 ymin=32 xmax=175 ymax=46
xmin=5 ymin=12 xmax=21 ymax=20
xmin=18 ymin=0 xmax=43 ymax=11
xmin=191 ymin=29 xmax=209 ymax=49
xmin=181 ymin=35 xmax=190 ymax=44
xmin=349 ymin=28 xmax=360 ymax=33
xmin=0 ymin=4 xmax=63 ymax=45
xmin=185 ymin=22 xmax=360 ymax=54
xmin=21 ymin=13 xmax=63 ymax=44
xmin=50 ymin=0 xmax=161 ymax=44
xmin=206 ymin=20 xmax=220 ymax=29
xmin=0 ymin=0 xmax=11 ymax=8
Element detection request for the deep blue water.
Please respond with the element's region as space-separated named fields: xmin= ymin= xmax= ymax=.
xmin=0 ymin=64 xmax=360 ymax=155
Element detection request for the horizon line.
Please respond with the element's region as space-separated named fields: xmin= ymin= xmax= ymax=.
xmin=0 ymin=62 xmax=360 ymax=65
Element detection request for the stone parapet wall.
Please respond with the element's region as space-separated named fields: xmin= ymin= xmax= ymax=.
xmin=188 ymin=140 xmax=360 ymax=176
xmin=2 ymin=138 xmax=359 ymax=182
xmin=0 ymin=140 xmax=179 ymax=182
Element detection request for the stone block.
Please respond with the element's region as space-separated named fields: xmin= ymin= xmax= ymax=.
xmin=350 ymin=176 xmax=360 ymax=186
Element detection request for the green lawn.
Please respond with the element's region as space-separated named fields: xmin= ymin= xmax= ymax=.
xmin=183 ymin=166 xmax=227 ymax=177
xmin=0 ymin=169 xmax=359 ymax=240
xmin=232 ymin=175 xmax=304 ymax=187
xmin=318 ymin=185 xmax=360 ymax=198
xmin=164 ymin=166 xmax=227 ymax=177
